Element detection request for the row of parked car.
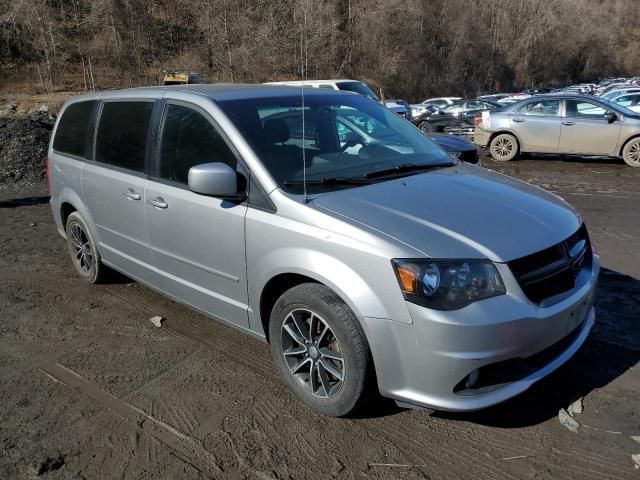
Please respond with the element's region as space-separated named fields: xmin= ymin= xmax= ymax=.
xmin=265 ymin=77 xmax=640 ymax=167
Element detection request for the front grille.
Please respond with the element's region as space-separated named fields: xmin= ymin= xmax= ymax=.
xmin=508 ymin=224 xmax=591 ymax=305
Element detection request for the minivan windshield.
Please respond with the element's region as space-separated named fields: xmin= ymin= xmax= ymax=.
xmin=217 ymin=94 xmax=454 ymax=194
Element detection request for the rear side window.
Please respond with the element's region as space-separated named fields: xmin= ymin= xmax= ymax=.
xmin=95 ymin=101 xmax=154 ymax=172
xmin=158 ymin=104 xmax=237 ymax=184
xmin=53 ymin=101 xmax=96 ymax=157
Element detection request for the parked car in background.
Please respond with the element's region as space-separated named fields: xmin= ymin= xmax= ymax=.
xmin=383 ymin=99 xmax=413 ymax=120
xmin=425 ymin=132 xmax=480 ymax=164
xmin=49 ymin=84 xmax=598 ymax=416
xmin=611 ymin=93 xmax=640 ymax=113
xmin=496 ymin=93 xmax=532 ymax=105
xmin=410 ymin=103 xmax=439 ymax=120
xmin=420 ymin=97 xmax=462 ymax=108
xmin=602 ymin=88 xmax=640 ymax=101
xmin=266 ymin=79 xmax=380 ymax=101
xmin=477 ymin=93 xmax=511 ymax=103
xmin=412 ymin=99 xmax=500 ymax=134
xmin=474 ymin=94 xmax=640 ymax=166
xmin=521 ymin=88 xmax=553 ymax=95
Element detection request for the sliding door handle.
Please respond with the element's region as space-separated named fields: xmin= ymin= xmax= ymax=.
xmin=148 ymin=197 xmax=168 ymax=209
xmin=123 ymin=189 xmax=141 ymax=201
xmin=562 ymin=121 xmax=575 ymax=126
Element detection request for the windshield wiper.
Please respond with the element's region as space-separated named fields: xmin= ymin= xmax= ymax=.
xmin=283 ymin=177 xmax=372 ymax=186
xmin=365 ymin=163 xmax=450 ymax=179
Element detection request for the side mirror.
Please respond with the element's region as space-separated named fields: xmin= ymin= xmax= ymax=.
xmin=188 ymin=162 xmax=243 ymax=199
xmin=605 ymin=112 xmax=617 ymax=123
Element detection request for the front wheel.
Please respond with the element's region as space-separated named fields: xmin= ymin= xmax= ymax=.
xmin=489 ymin=133 xmax=519 ymax=161
xmin=622 ymin=138 xmax=640 ymax=167
xmin=269 ymin=283 xmax=374 ymax=417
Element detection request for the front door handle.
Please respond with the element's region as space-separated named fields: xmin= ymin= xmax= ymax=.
xmin=562 ymin=121 xmax=575 ymax=126
xmin=513 ymin=118 xmax=525 ymax=123
xmin=148 ymin=197 xmax=168 ymax=209
xmin=123 ymin=189 xmax=141 ymax=201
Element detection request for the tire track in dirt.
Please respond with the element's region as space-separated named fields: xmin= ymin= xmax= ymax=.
xmin=38 ymin=362 xmax=223 ymax=478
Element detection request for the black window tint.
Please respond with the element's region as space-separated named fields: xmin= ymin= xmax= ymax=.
xmin=158 ymin=104 xmax=237 ymax=184
xmin=95 ymin=102 xmax=153 ymax=172
xmin=53 ymin=101 xmax=96 ymax=156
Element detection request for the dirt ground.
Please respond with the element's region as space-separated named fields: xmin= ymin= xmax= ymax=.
xmin=0 ymin=155 xmax=639 ymax=479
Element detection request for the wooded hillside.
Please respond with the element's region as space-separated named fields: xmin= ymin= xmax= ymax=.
xmin=2 ymin=0 xmax=639 ymax=101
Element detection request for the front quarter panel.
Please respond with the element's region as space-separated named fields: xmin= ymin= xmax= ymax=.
xmin=245 ymin=194 xmax=420 ymax=337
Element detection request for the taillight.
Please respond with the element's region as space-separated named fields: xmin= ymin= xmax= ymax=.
xmin=45 ymin=157 xmax=51 ymax=193
xmin=474 ymin=113 xmax=482 ymax=126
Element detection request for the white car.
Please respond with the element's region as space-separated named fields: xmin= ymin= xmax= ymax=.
xmin=420 ymin=97 xmax=462 ymax=108
xmin=265 ymin=79 xmax=379 ymax=101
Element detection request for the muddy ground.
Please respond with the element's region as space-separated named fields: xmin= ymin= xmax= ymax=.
xmin=0 ymin=155 xmax=639 ymax=479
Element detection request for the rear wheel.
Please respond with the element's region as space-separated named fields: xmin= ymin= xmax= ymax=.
xmin=418 ymin=121 xmax=435 ymax=133
xmin=622 ymin=137 xmax=640 ymax=167
xmin=489 ymin=133 xmax=519 ymax=161
xmin=65 ymin=211 xmax=106 ymax=283
xmin=269 ymin=283 xmax=373 ymax=417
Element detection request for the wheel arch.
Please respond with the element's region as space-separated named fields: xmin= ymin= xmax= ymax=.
xmin=57 ymin=187 xmax=100 ymax=244
xmin=619 ymin=134 xmax=640 ymax=157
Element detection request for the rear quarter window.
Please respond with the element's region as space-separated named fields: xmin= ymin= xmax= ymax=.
xmin=95 ymin=101 xmax=154 ymax=172
xmin=53 ymin=101 xmax=96 ymax=157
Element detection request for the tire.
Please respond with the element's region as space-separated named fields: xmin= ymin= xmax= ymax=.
xmin=622 ymin=137 xmax=640 ymax=167
xmin=269 ymin=283 xmax=374 ymax=417
xmin=418 ymin=121 xmax=435 ymax=133
xmin=489 ymin=133 xmax=519 ymax=161
xmin=65 ymin=211 xmax=107 ymax=283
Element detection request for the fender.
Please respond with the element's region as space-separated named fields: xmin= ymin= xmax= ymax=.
xmin=248 ymin=247 xmax=412 ymax=337
xmin=58 ymin=183 xmax=101 ymax=247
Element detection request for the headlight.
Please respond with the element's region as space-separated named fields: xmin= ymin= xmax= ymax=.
xmin=391 ymin=259 xmax=505 ymax=310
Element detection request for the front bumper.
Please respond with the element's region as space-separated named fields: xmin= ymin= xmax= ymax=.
xmin=365 ymin=255 xmax=599 ymax=411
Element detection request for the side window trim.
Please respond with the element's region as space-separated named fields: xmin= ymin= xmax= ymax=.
xmin=91 ymin=98 xmax=156 ymax=178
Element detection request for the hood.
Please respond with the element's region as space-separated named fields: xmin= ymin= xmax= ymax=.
xmin=311 ymin=165 xmax=580 ymax=262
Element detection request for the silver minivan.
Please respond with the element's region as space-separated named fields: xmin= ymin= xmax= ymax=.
xmin=48 ymin=84 xmax=599 ymax=416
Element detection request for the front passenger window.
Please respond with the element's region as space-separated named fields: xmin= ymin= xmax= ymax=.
xmin=158 ymin=104 xmax=237 ymax=184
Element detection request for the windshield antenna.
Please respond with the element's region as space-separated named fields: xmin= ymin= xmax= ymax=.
xmin=300 ymin=0 xmax=309 ymax=203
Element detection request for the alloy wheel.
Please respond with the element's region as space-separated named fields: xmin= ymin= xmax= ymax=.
xmin=627 ymin=140 xmax=640 ymax=165
xmin=69 ymin=222 xmax=93 ymax=273
xmin=492 ymin=137 xmax=514 ymax=159
xmin=281 ymin=308 xmax=345 ymax=398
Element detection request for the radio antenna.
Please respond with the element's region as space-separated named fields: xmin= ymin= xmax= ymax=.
xmin=300 ymin=0 xmax=309 ymax=203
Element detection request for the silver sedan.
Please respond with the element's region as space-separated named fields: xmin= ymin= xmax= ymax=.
xmin=474 ymin=95 xmax=640 ymax=167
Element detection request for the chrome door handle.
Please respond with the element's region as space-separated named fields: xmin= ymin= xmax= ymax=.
xmin=562 ymin=121 xmax=575 ymax=126
xmin=124 ymin=189 xmax=141 ymax=201
xmin=148 ymin=197 xmax=168 ymax=209
xmin=512 ymin=118 xmax=525 ymax=123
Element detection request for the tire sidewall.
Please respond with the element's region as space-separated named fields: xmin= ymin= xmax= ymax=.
xmin=269 ymin=284 xmax=369 ymax=417
xmin=490 ymin=133 xmax=518 ymax=161
xmin=65 ymin=212 xmax=100 ymax=283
